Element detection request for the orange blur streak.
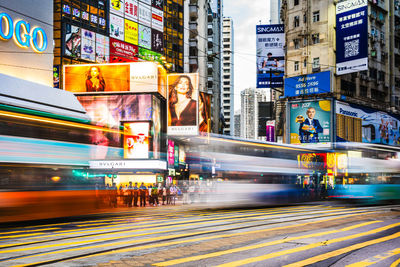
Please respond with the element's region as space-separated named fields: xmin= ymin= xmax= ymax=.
xmin=0 ymin=110 xmax=123 ymax=135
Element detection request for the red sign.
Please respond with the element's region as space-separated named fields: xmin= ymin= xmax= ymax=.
xmin=109 ymin=38 xmax=138 ymax=62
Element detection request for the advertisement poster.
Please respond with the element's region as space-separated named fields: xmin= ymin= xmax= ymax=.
xmin=110 ymin=14 xmax=124 ymax=41
xmin=151 ymin=8 xmax=163 ymax=32
xmin=77 ymin=94 xmax=152 ymax=154
xmin=139 ymin=47 xmax=162 ymax=62
xmin=81 ymin=29 xmax=96 ymax=61
xmin=95 ymin=34 xmax=109 ymax=63
xmin=53 ymin=66 xmax=60 ymax=88
xmin=167 ymin=140 xmax=174 ymax=166
xmin=289 ymin=100 xmax=331 ymax=144
xmin=256 ymin=24 xmax=285 ymax=88
xmin=64 ymin=24 xmax=81 ymax=58
xmin=123 ymin=122 xmax=150 ymax=159
xmin=64 ymin=64 xmax=130 ymax=92
xmin=284 ymin=71 xmax=331 ymax=97
xmin=129 ymin=61 xmax=158 ymax=93
xmin=140 ymin=0 xmax=152 ymax=6
xmin=124 ymin=19 xmax=139 ymax=45
xmin=174 ymin=145 xmax=179 ymax=167
xmin=109 ymin=38 xmax=138 ymax=62
xmin=336 ymin=0 xmax=368 ymax=75
xmin=124 ymin=0 xmax=138 ymax=21
xmin=152 ymin=96 xmax=161 ymax=159
xmin=110 ymin=0 xmax=124 ymax=17
xmin=336 ymin=101 xmax=400 ymax=146
xmin=167 ymin=73 xmax=199 ymax=136
xmin=199 ymin=92 xmax=211 ymax=133
xmin=151 ymin=29 xmax=163 ymax=53
xmin=266 ymin=120 xmax=275 ymax=142
xmin=138 ymin=3 xmax=152 ymax=27
xmin=152 ymin=0 xmax=163 ymax=10
xmin=139 ymin=24 xmax=151 ymax=49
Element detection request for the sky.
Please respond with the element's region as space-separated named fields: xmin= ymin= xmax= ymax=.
xmin=223 ymin=0 xmax=270 ymax=112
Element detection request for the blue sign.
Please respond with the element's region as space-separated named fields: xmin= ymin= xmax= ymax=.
xmin=256 ymin=24 xmax=285 ymax=88
xmin=0 ymin=12 xmax=48 ymax=53
xmin=284 ymin=71 xmax=331 ymax=97
xmin=336 ymin=0 xmax=368 ymax=75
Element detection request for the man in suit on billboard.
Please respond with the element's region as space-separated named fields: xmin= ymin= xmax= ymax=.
xmin=299 ymin=107 xmax=323 ymax=143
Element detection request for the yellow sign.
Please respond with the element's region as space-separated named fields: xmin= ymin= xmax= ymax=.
xmin=124 ymin=19 xmax=138 ymax=45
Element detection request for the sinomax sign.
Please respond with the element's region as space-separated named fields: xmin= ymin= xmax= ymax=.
xmin=0 ymin=12 xmax=48 ymax=53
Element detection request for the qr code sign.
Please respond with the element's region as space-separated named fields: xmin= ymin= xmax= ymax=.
xmin=344 ymin=39 xmax=359 ymax=58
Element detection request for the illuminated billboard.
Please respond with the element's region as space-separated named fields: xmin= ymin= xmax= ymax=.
xmin=289 ymin=100 xmax=332 ymax=145
xmin=167 ymin=73 xmax=199 ymax=136
xmin=199 ymin=92 xmax=211 ymax=133
xmin=123 ymin=122 xmax=150 ymax=159
xmin=124 ymin=19 xmax=139 ymax=45
xmin=63 ymin=62 xmax=166 ymax=97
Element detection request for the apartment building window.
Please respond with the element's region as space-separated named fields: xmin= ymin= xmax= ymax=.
xmin=378 ymin=71 xmax=385 ymax=81
xmin=294 ymin=39 xmax=300 ymax=49
xmin=294 ymin=0 xmax=299 ymax=6
xmin=312 ymin=57 xmax=320 ymax=69
xmin=303 ymin=37 xmax=308 ymax=46
xmin=312 ymin=33 xmax=320 ymax=44
xmin=304 ymin=59 xmax=307 ymax=67
xmin=294 ymin=61 xmax=299 ymax=71
xmin=303 ymin=14 xmax=307 ymax=23
xmin=313 ymin=11 xmax=320 ymax=22
xmin=294 ymin=16 xmax=300 ymax=27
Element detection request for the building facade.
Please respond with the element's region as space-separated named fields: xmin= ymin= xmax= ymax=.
xmin=281 ymin=0 xmax=400 ymax=146
xmin=240 ymin=88 xmax=269 ymax=140
xmin=222 ymin=17 xmax=234 ymax=135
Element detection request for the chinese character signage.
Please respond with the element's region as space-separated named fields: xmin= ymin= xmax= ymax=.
xmin=139 ymin=24 xmax=151 ymax=49
xmin=110 ymin=14 xmax=124 ymax=40
xmin=151 ymin=29 xmax=163 ymax=53
xmin=256 ymin=24 xmax=285 ymax=88
xmin=167 ymin=73 xmax=199 ymax=136
xmin=110 ymin=38 xmax=138 ymax=62
xmin=124 ymin=0 xmax=139 ymax=21
xmin=124 ymin=19 xmax=139 ymax=45
xmin=266 ymin=120 xmax=275 ymax=142
xmin=284 ymin=71 xmax=331 ymax=97
xmin=289 ymin=100 xmax=331 ymax=144
xmin=168 ymin=140 xmax=174 ymax=166
xmin=336 ymin=0 xmax=368 ymax=75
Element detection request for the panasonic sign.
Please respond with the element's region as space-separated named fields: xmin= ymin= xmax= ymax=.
xmin=0 ymin=12 xmax=48 ymax=53
xmin=339 ymin=108 xmax=358 ymax=117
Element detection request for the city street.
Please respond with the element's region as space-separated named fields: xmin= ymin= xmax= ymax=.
xmin=0 ymin=203 xmax=399 ymax=266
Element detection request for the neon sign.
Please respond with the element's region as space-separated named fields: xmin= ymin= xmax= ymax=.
xmin=0 ymin=12 xmax=48 ymax=53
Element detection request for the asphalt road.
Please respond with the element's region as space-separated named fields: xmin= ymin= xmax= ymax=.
xmin=0 ymin=203 xmax=399 ymax=267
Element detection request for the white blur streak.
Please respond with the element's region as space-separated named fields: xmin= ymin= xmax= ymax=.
xmin=348 ymin=156 xmax=400 ymax=173
xmin=198 ymin=151 xmax=309 ymax=174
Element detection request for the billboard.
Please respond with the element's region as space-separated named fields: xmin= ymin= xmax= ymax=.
xmin=124 ymin=0 xmax=139 ymax=21
xmin=199 ymin=92 xmax=211 ymax=133
xmin=284 ymin=71 xmax=331 ymax=97
xmin=124 ymin=19 xmax=139 ymax=45
xmin=65 ymin=24 xmax=81 ymax=58
xmin=77 ymin=94 xmax=152 ymax=159
xmin=167 ymin=73 xmax=199 ymax=136
xmin=139 ymin=24 xmax=152 ymax=49
xmin=81 ymin=29 xmax=96 ymax=61
xmin=151 ymin=29 xmax=163 ymax=53
xmin=151 ymin=8 xmax=164 ymax=32
xmin=167 ymin=140 xmax=174 ymax=166
xmin=63 ymin=62 xmax=166 ymax=97
xmin=96 ymin=34 xmax=110 ymax=63
xmin=123 ymin=122 xmax=150 ymax=159
xmin=289 ymin=100 xmax=331 ymax=144
xmin=110 ymin=0 xmax=124 ymax=16
xmin=266 ymin=120 xmax=275 ymax=142
xmin=109 ymin=38 xmax=138 ymax=62
xmin=138 ymin=3 xmax=152 ymax=27
xmin=336 ymin=0 xmax=368 ymax=75
xmin=256 ymin=24 xmax=285 ymax=88
xmin=336 ymin=101 xmax=400 ymax=146
xmin=110 ymin=14 xmax=125 ymax=40
xmin=152 ymin=0 xmax=164 ymax=10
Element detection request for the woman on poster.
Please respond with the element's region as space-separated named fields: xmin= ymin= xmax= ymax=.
xmin=86 ymin=66 xmax=106 ymax=92
xmin=169 ymin=75 xmax=197 ymax=126
xmin=199 ymin=93 xmax=210 ymax=132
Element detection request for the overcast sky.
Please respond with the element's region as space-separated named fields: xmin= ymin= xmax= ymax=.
xmin=223 ymin=0 xmax=270 ymax=112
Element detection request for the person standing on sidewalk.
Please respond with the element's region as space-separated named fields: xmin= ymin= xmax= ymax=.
xmin=133 ymin=182 xmax=139 ymax=207
xmin=139 ymin=183 xmax=147 ymax=207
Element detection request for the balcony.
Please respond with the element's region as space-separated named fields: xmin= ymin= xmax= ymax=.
xmin=207 ymin=24 xmax=213 ymax=35
xmin=189 ymin=38 xmax=198 ymax=47
xmin=189 ymin=4 xmax=198 ymax=20
xmin=189 ymin=22 xmax=198 ymax=38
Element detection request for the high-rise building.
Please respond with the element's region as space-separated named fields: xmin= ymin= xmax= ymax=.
xmin=269 ymin=0 xmax=281 ymax=24
xmin=208 ymin=0 xmax=223 ymax=134
xmin=164 ymin=0 xmax=184 ymax=73
xmin=281 ymin=0 xmax=400 ymax=146
xmin=234 ymin=111 xmax=241 ymax=137
xmin=222 ymin=17 xmax=234 ymax=135
xmin=240 ymin=88 xmax=269 ymax=140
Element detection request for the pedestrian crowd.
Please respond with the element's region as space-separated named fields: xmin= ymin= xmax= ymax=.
xmin=95 ymin=180 xmax=213 ymax=208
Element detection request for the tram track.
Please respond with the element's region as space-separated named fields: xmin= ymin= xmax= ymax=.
xmin=1 ymin=206 xmax=395 ymax=266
